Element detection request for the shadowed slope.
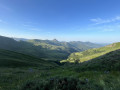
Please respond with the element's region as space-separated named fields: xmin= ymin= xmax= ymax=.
xmin=0 ymin=49 xmax=57 ymax=68
xmin=74 ymin=49 xmax=120 ymax=71
xmin=0 ymin=35 xmax=103 ymax=61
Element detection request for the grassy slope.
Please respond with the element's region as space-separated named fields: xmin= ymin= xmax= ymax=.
xmin=27 ymin=39 xmax=103 ymax=61
xmin=1 ymin=36 xmax=120 ymax=90
xmin=61 ymin=42 xmax=120 ymax=63
xmin=73 ymin=49 xmax=120 ymax=71
xmin=1 ymin=47 xmax=120 ymax=89
xmin=0 ymin=36 xmax=73 ymax=61
xmin=0 ymin=66 xmax=120 ymax=89
xmin=28 ymin=39 xmax=103 ymax=52
xmin=0 ymin=36 xmax=103 ymax=61
xmin=0 ymin=49 xmax=57 ymax=68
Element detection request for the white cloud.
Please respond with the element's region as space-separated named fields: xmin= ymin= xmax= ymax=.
xmin=113 ymin=16 xmax=120 ymax=21
xmin=47 ymin=32 xmax=51 ymax=34
xmin=79 ymin=22 xmax=120 ymax=33
xmin=90 ymin=16 xmax=120 ymax=24
xmin=0 ymin=19 xmax=7 ymax=24
xmin=0 ymin=20 xmax=2 ymax=22
xmin=23 ymin=24 xmax=31 ymax=27
xmin=102 ymin=29 xmax=114 ymax=32
xmin=30 ymin=28 xmax=42 ymax=31
xmin=97 ymin=23 xmax=120 ymax=32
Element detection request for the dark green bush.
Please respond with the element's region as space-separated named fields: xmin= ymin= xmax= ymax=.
xmin=20 ymin=77 xmax=103 ymax=90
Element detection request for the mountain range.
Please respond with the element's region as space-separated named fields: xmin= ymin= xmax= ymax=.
xmin=0 ymin=35 xmax=103 ymax=61
xmin=61 ymin=42 xmax=120 ymax=63
xmin=1 ymin=35 xmax=120 ymax=90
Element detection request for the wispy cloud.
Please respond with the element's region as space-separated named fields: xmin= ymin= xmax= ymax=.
xmin=0 ymin=19 xmax=7 ymax=24
xmin=30 ymin=28 xmax=42 ymax=31
xmin=47 ymin=32 xmax=51 ymax=34
xmin=95 ymin=23 xmax=120 ymax=32
xmin=23 ymin=24 xmax=31 ymax=27
xmin=23 ymin=22 xmax=42 ymax=31
xmin=46 ymin=32 xmax=55 ymax=35
xmin=76 ymin=22 xmax=120 ymax=33
xmin=0 ymin=4 xmax=12 ymax=12
xmin=102 ymin=29 xmax=114 ymax=32
xmin=23 ymin=21 xmax=40 ymax=28
xmin=90 ymin=16 xmax=120 ymax=24
xmin=0 ymin=20 xmax=2 ymax=22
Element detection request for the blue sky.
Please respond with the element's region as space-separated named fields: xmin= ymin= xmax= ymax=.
xmin=0 ymin=0 xmax=120 ymax=43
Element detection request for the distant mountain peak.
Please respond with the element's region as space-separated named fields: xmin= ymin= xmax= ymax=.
xmin=53 ymin=39 xmax=58 ymax=42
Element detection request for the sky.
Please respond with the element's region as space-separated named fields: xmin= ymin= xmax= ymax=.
xmin=0 ymin=0 xmax=120 ymax=43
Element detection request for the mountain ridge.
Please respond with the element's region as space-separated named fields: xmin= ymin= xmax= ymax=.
xmin=0 ymin=35 xmax=103 ymax=61
xmin=61 ymin=42 xmax=120 ymax=63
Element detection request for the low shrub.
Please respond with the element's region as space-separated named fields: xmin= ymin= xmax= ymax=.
xmin=20 ymin=76 xmax=103 ymax=90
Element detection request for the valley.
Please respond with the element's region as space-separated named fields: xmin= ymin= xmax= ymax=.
xmin=1 ymin=0 xmax=120 ymax=89
xmin=0 ymin=36 xmax=120 ymax=90
xmin=0 ymin=36 xmax=103 ymax=61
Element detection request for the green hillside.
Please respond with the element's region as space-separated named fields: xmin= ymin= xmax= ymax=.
xmin=0 ymin=49 xmax=57 ymax=68
xmin=69 ymin=41 xmax=103 ymax=50
xmin=61 ymin=42 xmax=120 ymax=63
xmin=28 ymin=39 xmax=79 ymax=54
xmin=0 ymin=43 xmax=120 ymax=90
xmin=27 ymin=39 xmax=103 ymax=51
xmin=0 ymin=36 xmax=73 ymax=61
xmin=73 ymin=49 xmax=120 ymax=71
xmin=0 ymin=36 xmax=102 ymax=61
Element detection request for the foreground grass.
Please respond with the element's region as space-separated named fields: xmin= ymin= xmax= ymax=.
xmin=0 ymin=67 xmax=120 ymax=90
